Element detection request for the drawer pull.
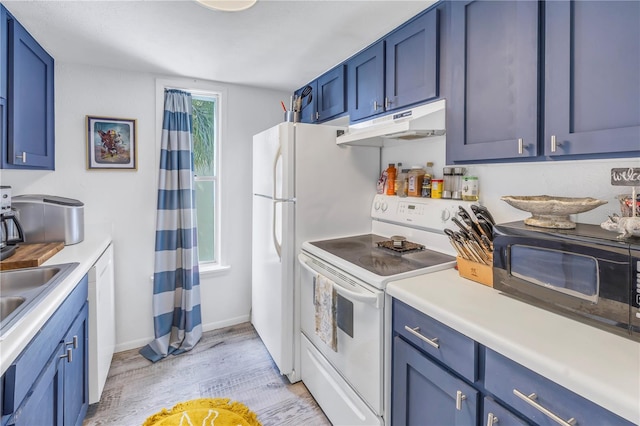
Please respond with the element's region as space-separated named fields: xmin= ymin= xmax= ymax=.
xmin=487 ymin=413 xmax=499 ymax=425
xmin=513 ymin=389 xmax=576 ymax=426
xmin=60 ymin=348 xmax=73 ymax=363
xmin=65 ymin=335 xmax=78 ymax=349
xmin=404 ymin=326 xmax=440 ymax=349
xmin=455 ymin=390 xmax=466 ymax=411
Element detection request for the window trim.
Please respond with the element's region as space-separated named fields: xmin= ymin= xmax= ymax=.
xmin=155 ymin=78 xmax=227 ymax=268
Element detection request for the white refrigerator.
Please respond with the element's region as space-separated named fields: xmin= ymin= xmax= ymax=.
xmin=252 ymin=122 xmax=379 ymax=383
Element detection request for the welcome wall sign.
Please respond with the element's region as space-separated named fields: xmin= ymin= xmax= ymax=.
xmin=611 ymin=168 xmax=640 ymax=186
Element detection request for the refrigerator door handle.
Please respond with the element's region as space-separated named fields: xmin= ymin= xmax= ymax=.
xmin=273 ymin=145 xmax=282 ymax=200
xmin=273 ymin=200 xmax=282 ymax=260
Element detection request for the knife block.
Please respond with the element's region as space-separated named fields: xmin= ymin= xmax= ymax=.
xmin=456 ymin=256 xmax=493 ymax=287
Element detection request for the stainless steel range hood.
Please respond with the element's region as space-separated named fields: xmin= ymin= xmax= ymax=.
xmin=336 ymin=99 xmax=446 ymax=147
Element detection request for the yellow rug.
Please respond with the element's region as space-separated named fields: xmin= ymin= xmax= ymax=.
xmin=143 ymin=398 xmax=261 ymax=426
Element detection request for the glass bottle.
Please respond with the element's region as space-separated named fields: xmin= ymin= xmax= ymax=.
xmin=421 ymin=162 xmax=434 ymax=198
xmin=385 ymin=163 xmax=396 ymax=196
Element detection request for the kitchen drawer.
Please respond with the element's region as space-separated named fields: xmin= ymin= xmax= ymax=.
xmin=393 ymin=299 xmax=477 ymax=382
xmin=484 ymin=348 xmax=634 ymax=426
xmin=483 ymin=397 xmax=528 ymax=426
xmin=2 ymin=275 xmax=88 ymax=416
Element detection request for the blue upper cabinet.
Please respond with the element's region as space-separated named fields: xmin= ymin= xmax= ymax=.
xmin=297 ymin=65 xmax=346 ymax=124
xmin=446 ymin=0 xmax=540 ymax=163
xmin=347 ymin=41 xmax=384 ymax=122
xmin=385 ymin=9 xmax=440 ymax=113
xmin=2 ymin=11 xmax=55 ymax=170
xmin=316 ymin=65 xmax=345 ymax=122
xmin=348 ymin=6 xmax=442 ymax=123
xmin=544 ymin=1 xmax=640 ymax=157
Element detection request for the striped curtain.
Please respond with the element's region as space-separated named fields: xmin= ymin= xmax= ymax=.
xmin=140 ymin=89 xmax=202 ymax=362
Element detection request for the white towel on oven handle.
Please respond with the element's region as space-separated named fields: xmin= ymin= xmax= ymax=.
xmin=314 ymin=273 xmax=337 ymax=352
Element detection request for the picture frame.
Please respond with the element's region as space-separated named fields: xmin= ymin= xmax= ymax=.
xmin=86 ymin=116 xmax=137 ymax=170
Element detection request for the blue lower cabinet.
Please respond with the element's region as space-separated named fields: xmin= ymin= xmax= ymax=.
xmin=62 ymin=303 xmax=89 ymax=426
xmin=392 ymin=336 xmax=479 ymax=425
xmin=482 ymin=397 xmax=527 ymax=426
xmin=391 ymin=299 xmax=633 ymax=425
xmin=5 ymin=346 xmax=64 ymax=426
xmin=484 ymin=348 xmax=634 ymax=426
xmin=1 ymin=275 xmax=89 ymax=426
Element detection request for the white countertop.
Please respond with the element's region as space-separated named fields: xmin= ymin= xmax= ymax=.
xmin=0 ymin=227 xmax=112 ymax=376
xmin=387 ymin=269 xmax=640 ymax=424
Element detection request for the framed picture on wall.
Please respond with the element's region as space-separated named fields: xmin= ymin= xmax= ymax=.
xmin=86 ymin=116 xmax=137 ymax=170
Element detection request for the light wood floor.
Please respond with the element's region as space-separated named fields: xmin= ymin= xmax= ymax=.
xmin=83 ymin=322 xmax=331 ymax=425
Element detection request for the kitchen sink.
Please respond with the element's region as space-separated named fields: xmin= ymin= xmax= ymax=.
xmin=0 ymin=263 xmax=79 ymax=337
xmin=0 ymin=296 xmax=25 ymax=321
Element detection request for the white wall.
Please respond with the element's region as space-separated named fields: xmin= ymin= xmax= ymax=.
xmin=382 ymin=136 xmax=639 ymax=226
xmin=1 ymin=62 xmax=288 ymax=351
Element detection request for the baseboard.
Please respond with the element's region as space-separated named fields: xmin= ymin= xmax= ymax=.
xmin=114 ymin=314 xmax=251 ymax=353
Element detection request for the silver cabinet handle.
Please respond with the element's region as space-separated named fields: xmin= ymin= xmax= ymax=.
xmin=513 ymin=389 xmax=576 ymax=426
xmin=455 ymin=390 xmax=467 ymax=411
xmin=60 ymin=347 xmax=73 ymax=363
xmin=551 ymin=135 xmax=556 ymax=152
xmin=487 ymin=413 xmax=499 ymax=425
xmin=315 ymin=111 xmax=319 ymax=120
xmin=16 ymin=152 xmax=26 ymax=163
xmin=385 ymin=97 xmax=391 ymax=109
xmin=65 ymin=335 xmax=78 ymax=349
xmin=404 ymin=326 xmax=440 ymax=349
xmin=518 ymin=138 xmax=524 ymax=154
xmin=374 ymin=101 xmax=381 ymax=111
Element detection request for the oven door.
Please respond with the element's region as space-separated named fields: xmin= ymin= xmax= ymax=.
xmin=298 ymin=252 xmax=384 ymax=415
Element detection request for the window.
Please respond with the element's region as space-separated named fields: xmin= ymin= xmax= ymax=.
xmin=157 ymin=80 xmax=224 ymax=270
xmin=192 ymin=94 xmax=219 ymax=264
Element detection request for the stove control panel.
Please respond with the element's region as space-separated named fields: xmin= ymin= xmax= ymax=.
xmin=371 ymin=194 xmax=476 ymax=231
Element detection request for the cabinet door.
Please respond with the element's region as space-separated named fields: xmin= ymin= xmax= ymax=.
xmin=385 ymin=9 xmax=439 ymax=112
xmin=62 ymin=303 xmax=89 ymax=426
xmin=392 ymin=336 xmax=478 ymax=426
xmin=6 ymin=346 xmax=64 ymax=426
xmin=544 ymin=1 xmax=640 ymax=157
xmin=5 ymin=17 xmax=55 ymax=169
xmin=316 ymin=65 xmax=345 ymax=122
xmin=295 ymin=80 xmax=316 ymax=124
xmin=446 ymin=0 xmax=539 ymax=163
xmin=347 ymin=41 xmax=384 ymax=122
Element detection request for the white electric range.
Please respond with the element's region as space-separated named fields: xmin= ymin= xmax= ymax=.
xmin=298 ymin=194 xmax=476 ymax=426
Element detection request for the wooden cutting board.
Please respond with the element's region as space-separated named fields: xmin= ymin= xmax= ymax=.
xmin=0 ymin=242 xmax=65 ymax=271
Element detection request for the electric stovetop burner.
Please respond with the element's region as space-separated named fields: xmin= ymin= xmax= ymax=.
xmin=376 ymin=240 xmax=425 ymax=253
xmin=309 ymin=234 xmax=454 ymax=277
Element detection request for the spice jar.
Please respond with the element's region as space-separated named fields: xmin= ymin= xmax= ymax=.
xmin=431 ymin=179 xmax=443 ymax=199
xmin=462 ymin=176 xmax=479 ymax=201
xmin=408 ymin=166 xmax=425 ymax=197
xmin=442 ymin=168 xmax=453 ymax=199
xmin=396 ymin=168 xmax=409 ymax=197
xmin=421 ymin=162 xmax=434 ymax=198
xmin=452 ymin=167 xmax=466 ymax=200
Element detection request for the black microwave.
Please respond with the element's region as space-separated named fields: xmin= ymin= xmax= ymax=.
xmin=493 ymin=221 xmax=640 ymax=341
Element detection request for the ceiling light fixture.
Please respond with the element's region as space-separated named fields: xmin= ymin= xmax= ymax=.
xmin=195 ymin=0 xmax=257 ymax=12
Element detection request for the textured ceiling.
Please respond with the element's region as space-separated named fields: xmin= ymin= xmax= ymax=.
xmin=3 ymin=0 xmax=435 ymax=92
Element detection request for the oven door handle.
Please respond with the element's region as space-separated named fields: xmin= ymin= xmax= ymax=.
xmin=298 ymin=255 xmax=381 ymax=309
